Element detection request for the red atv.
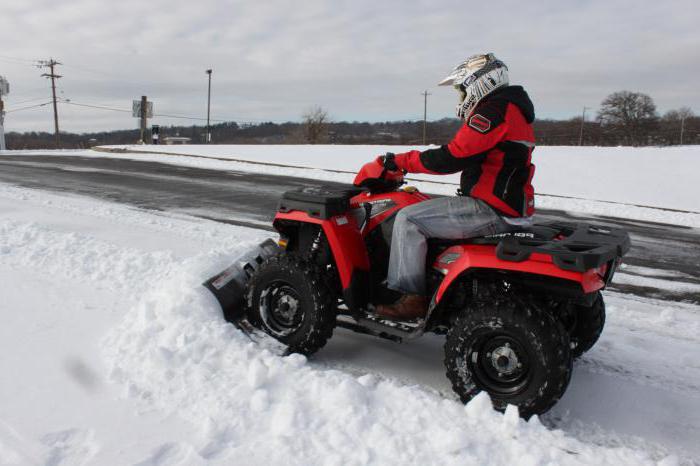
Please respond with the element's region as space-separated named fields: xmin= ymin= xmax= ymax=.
xmin=206 ymin=159 xmax=629 ymax=417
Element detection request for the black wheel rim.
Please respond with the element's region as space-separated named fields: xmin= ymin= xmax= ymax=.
xmin=468 ymin=332 xmax=531 ymax=396
xmin=259 ymin=280 xmax=303 ymax=337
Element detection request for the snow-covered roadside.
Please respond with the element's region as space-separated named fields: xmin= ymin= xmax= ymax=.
xmin=6 ymin=146 xmax=700 ymax=226
xmin=81 ymin=144 xmax=700 ymax=228
xmin=94 ymin=144 xmax=700 ymax=213
xmin=0 ymin=183 xmax=691 ymax=465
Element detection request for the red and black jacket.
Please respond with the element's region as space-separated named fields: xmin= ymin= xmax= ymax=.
xmin=394 ymin=85 xmax=536 ymax=218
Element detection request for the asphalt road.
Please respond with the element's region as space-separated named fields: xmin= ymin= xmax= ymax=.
xmin=1 ymin=153 xmax=698 ymax=303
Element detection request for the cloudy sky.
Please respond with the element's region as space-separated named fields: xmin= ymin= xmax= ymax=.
xmin=0 ymin=0 xmax=698 ymax=133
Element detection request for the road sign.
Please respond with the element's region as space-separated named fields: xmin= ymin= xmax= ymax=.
xmin=132 ymin=100 xmax=153 ymax=118
xmin=0 ymin=76 xmax=9 ymax=96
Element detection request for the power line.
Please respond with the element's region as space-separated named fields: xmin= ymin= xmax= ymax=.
xmin=8 ymin=96 xmax=50 ymax=106
xmin=60 ymin=98 xmax=249 ymax=123
xmin=61 ymin=100 xmax=132 ymax=113
xmin=0 ymin=54 xmax=38 ymax=67
xmin=153 ymin=111 xmax=218 ymax=121
xmin=59 ymin=62 xmax=116 ymax=77
xmin=6 ymin=102 xmax=53 ymax=113
xmin=0 ymin=57 xmax=31 ymax=67
xmin=0 ymin=54 xmax=37 ymax=63
xmin=6 ymin=86 xmax=52 ymax=99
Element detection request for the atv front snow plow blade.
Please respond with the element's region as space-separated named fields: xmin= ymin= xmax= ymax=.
xmin=204 ymin=238 xmax=280 ymax=337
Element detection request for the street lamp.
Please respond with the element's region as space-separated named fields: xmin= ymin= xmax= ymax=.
xmin=206 ymin=69 xmax=212 ymax=144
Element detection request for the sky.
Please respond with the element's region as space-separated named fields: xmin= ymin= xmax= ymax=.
xmin=0 ymin=0 xmax=698 ymax=134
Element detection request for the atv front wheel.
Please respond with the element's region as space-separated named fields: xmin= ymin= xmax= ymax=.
xmin=244 ymin=254 xmax=336 ymax=356
xmin=444 ymin=295 xmax=572 ymax=418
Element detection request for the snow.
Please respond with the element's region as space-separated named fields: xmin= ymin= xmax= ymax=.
xmin=92 ymin=143 xmax=700 ymax=211
xmin=6 ymin=145 xmax=700 ymax=225
xmin=613 ymin=271 xmax=700 ymax=295
xmin=1 ymin=183 xmax=695 ymax=465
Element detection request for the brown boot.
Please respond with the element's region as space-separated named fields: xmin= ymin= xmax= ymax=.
xmin=376 ymin=294 xmax=428 ymax=321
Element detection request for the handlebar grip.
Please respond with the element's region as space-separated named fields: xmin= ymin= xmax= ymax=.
xmin=383 ymin=152 xmax=398 ymax=171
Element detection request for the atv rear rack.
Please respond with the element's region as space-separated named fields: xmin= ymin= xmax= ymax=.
xmin=472 ymin=222 xmax=631 ymax=273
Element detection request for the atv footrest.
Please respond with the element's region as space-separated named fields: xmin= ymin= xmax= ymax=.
xmin=336 ymin=314 xmax=424 ymax=342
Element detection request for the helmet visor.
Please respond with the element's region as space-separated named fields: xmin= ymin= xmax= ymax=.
xmin=438 ymin=53 xmax=495 ymax=86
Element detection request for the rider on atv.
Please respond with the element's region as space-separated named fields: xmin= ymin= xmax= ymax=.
xmin=376 ymin=53 xmax=537 ymax=320
xmin=207 ymin=54 xmax=628 ymax=416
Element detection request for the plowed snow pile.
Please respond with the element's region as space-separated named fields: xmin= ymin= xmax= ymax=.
xmin=0 ymin=184 xmax=689 ymax=465
xmin=102 ymin=262 xmax=656 ymax=466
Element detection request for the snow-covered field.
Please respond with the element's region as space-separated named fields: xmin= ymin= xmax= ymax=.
xmin=88 ymin=144 xmax=700 ymax=227
xmin=0 ymin=179 xmax=698 ymax=465
xmin=7 ymin=144 xmax=698 ymax=225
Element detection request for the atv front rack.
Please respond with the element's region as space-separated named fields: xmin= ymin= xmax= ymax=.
xmin=472 ymin=222 xmax=631 ymax=273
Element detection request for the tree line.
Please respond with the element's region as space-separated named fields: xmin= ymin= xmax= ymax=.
xmin=4 ymin=91 xmax=696 ymax=149
xmin=538 ymin=91 xmax=695 ymax=146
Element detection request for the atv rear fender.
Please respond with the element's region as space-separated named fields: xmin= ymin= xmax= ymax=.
xmin=432 ymin=244 xmax=610 ymax=305
xmin=273 ymin=210 xmax=370 ymax=312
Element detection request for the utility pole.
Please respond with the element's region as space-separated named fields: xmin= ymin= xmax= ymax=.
xmin=206 ymin=69 xmax=212 ymax=143
xmin=0 ymin=75 xmax=8 ymax=151
xmin=680 ymin=115 xmax=686 ymax=145
xmin=0 ymin=96 xmax=4 ymax=151
xmin=140 ymin=95 xmax=148 ymax=144
xmin=39 ymin=59 xmax=62 ymax=149
xmin=422 ymin=90 xmax=431 ymax=145
xmin=578 ymin=106 xmax=590 ymax=146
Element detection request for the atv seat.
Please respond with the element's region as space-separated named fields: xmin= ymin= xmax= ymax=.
xmin=428 ymin=224 xmax=559 ymax=249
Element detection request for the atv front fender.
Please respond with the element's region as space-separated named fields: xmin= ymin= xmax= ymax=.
xmin=274 ymin=210 xmax=370 ymax=312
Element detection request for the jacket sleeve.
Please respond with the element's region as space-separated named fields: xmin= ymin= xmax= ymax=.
xmin=394 ymin=103 xmax=509 ymax=174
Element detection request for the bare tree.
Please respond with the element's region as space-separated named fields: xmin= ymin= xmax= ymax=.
xmin=302 ymin=106 xmax=329 ymax=144
xmin=663 ymin=106 xmax=694 ymax=122
xmin=597 ymin=91 xmax=658 ymax=146
xmin=662 ymin=107 xmax=694 ymax=145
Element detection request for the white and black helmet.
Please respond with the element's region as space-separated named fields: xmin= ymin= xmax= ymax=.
xmin=439 ymin=53 xmax=509 ymax=120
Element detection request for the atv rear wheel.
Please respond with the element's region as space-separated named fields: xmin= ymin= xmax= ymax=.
xmin=245 ymin=254 xmax=336 ymax=356
xmin=444 ymin=295 xmax=572 ymax=418
xmin=568 ymin=292 xmax=606 ymax=358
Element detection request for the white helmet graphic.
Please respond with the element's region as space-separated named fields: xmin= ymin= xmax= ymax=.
xmin=439 ymin=53 xmax=509 ymax=120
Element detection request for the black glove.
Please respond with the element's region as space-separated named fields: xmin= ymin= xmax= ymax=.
xmin=380 ymin=152 xmax=398 ymax=171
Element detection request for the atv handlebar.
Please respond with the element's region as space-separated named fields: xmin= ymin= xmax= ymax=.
xmin=380 ymin=152 xmax=399 ymax=172
xmin=353 ymin=154 xmax=405 ymax=193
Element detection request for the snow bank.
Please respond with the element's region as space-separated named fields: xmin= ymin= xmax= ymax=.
xmin=101 ymin=258 xmax=659 ymax=466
